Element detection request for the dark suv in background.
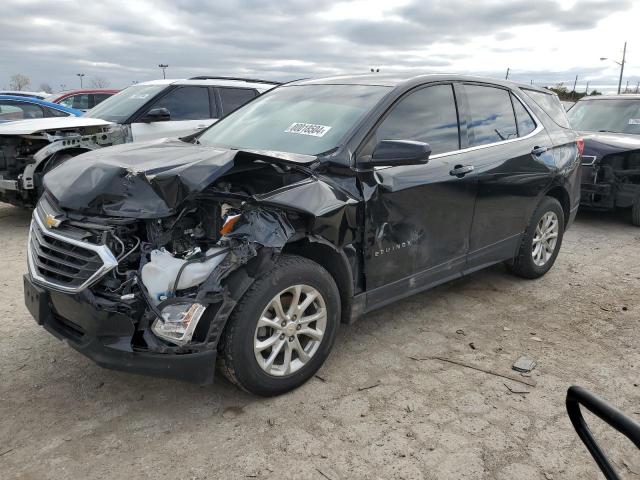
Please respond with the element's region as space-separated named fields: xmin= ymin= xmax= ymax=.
xmin=24 ymin=74 xmax=581 ymax=395
xmin=567 ymin=95 xmax=640 ymax=225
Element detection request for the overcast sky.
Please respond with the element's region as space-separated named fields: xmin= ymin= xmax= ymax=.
xmin=2 ymin=0 xmax=638 ymax=94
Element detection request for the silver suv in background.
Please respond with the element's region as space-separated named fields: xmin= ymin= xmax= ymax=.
xmin=0 ymin=76 xmax=279 ymax=207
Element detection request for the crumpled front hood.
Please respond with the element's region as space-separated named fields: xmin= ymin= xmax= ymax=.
xmin=581 ymin=131 xmax=640 ymax=154
xmin=0 ymin=117 xmax=112 ymax=135
xmin=44 ymin=137 xmax=317 ymax=218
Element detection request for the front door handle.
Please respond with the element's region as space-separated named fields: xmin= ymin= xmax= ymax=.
xmin=450 ymin=165 xmax=475 ymax=178
xmin=532 ymin=146 xmax=549 ymax=156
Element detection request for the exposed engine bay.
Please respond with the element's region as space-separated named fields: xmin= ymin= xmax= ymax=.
xmin=29 ymin=157 xmax=331 ymax=361
xmin=0 ymin=121 xmax=127 ymax=206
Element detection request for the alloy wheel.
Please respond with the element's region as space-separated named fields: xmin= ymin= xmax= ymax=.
xmin=253 ymin=284 xmax=327 ymax=377
xmin=532 ymin=211 xmax=559 ymax=267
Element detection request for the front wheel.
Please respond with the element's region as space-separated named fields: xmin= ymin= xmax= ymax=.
xmin=219 ymin=254 xmax=340 ymax=396
xmin=508 ymin=196 xmax=565 ymax=279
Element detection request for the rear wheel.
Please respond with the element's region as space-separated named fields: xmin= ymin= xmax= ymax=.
xmin=509 ymin=196 xmax=565 ymax=279
xmin=219 ymin=254 xmax=340 ymax=396
xmin=632 ymin=194 xmax=640 ymax=226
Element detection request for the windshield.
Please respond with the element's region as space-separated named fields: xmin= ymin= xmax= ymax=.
xmin=198 ymin=84 xmax=391 ymax=155
xmin=567 ymin=99 xmax=640 ymax=134
xmin=84 ymin=84 xmax=165 ymax=123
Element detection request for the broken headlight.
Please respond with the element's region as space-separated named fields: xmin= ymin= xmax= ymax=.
xmin=151 ymin=302 xmax=207 ymax=345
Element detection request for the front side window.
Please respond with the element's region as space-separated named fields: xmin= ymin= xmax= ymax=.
xmin=0 ymin=103 xmax=24 ymax=121
xmin=567 ymin=99 xmax=640 ymax=135
xmin=219 ymin=87 xmax=257 ymax=116
xmin=369 ymin=84 xmax=460 ymax=155
xmin=198 ymin=84 xmax=391 ymax=156
xmin=84 ymin=84 xmax=166 ymax=123
xmin=148 ymin=86 xmax=211 ymax=121
xmin=45 ymin=106 xmax=70 ymax=117
xmin=0 ymin=101 xmax=44 ymax=120
xmin=465 ymin=85 xmax=518 ymax=146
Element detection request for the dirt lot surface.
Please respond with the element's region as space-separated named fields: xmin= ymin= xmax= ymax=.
xmin=0 ymin=201 xmax=638 ymax=480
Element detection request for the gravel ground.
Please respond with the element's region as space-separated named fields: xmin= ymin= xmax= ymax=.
xmin=0 ymin=201 xmax=638 ymax=480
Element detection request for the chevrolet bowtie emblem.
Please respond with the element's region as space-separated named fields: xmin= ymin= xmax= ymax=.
xmin=45 ymin=213 xmax=62 ymax=229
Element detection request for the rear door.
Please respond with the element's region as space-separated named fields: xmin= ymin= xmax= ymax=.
xmin=457 ymin=83 xmax=556 ymax=271
xmin=130 ymin=86 xmax=215 ymax=142
xmin=360 ymin=83 xmax=477 ymax=304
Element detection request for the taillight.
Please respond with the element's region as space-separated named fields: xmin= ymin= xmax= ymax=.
xmin=576 ymin=138 xmax=584 ymax=156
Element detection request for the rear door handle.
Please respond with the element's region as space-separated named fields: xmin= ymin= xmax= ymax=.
xmin=532 ymin=146 xmax=549 ymax=156
xmin=449 ymin=165 xmax=475 ymax=178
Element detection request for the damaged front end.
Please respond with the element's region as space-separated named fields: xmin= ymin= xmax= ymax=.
xmin=0 ymin=119 xmax=127 ymax=207
xmin=24 ymin=143 xmax=353 ymax=384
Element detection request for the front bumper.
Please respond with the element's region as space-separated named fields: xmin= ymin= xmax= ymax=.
xmin=24 ymin=274 xmax=217 ymax=384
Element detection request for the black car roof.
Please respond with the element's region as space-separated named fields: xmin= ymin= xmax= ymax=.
xmin=290 ymin=73 xmax=550 ymax=93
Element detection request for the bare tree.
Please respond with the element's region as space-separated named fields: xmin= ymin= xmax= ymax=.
xmin=9 ymin=73 xmax=31 ymax=91
xmin=89 ymin=76 xmax=111 ymax=88
xmin=39 ymin=83 xmax=53 ymax=94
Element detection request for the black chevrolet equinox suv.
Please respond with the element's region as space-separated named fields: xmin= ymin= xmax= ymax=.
xmin=24 ymin=74 xmax=581 ymax=395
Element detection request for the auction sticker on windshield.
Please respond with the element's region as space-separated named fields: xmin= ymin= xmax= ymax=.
xmin=285 ymin=122 xmax=332 ymax=137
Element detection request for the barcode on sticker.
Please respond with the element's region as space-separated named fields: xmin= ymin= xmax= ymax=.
xmin=628 ymin=118 xmax=640 ymax=125
xmin=285 ymin=122 xmax=332 ymax=137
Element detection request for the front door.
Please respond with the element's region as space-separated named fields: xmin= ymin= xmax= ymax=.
xmin=130 ymin=86 xmax=216 ymax=142
xmin=358 ymin=83 xmax=477 ymax=309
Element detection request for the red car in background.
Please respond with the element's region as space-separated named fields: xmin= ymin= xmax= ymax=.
xmin=45 ymin=89 xmax=119 ymax=111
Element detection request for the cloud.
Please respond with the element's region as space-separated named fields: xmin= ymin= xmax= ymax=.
xmin=0 ymin=0 xmax=636 ymax=92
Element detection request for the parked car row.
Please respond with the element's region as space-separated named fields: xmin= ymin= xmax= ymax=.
xmin=0 ymin=76 xmax=278 ymax=206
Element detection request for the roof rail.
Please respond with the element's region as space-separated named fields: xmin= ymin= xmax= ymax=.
xmin=188 ymin=76 xmax=281 ymax=85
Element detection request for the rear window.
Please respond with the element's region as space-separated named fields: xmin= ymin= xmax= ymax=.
xmin=523 ymin=89 xmax=571 ymax=128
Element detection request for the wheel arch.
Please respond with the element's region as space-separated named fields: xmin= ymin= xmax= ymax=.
xmin=282 ymin=236 xmax=356 ymax=324
xmin=545 ymin=185 xmax=571 ymax=226
xmin=34 ymin=147 xmax=90 ymax=173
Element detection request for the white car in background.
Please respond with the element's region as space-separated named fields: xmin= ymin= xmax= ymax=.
xmin=0 ymin=77 xmax=279 ymax=207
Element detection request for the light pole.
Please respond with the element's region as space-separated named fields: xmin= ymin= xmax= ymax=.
xmin=158 ymin=64 xmax=168 ymax=79
xmin=505 ymin=68 xmax=510 ymax=80
xmin=76 ymin=73 xmax=85 ymax=88
xmin=600 ymin=40 xmax=627 ymax=94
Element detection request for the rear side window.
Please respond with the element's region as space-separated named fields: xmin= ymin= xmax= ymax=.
xmin=512 ymin=94 xmax=536 ymax=136
xmin=464 ymin=85 xmax=517 ymax=146
xmin=93 ymin=93 xmax=112 ymax=105
xmin=524 ymin=89 xmax=570 ymax=128
xmin=60 ymin=94 xmax=90 ymax=110
xmin=45 ymin=106 xmax=69 ymax=117
xmin=371 ymin=84 xmax=460 ymax=155
xmin=219 ymin=88 xmax=257 ymax=116
xmin=150 ymin=86 xmax=211 ymax=120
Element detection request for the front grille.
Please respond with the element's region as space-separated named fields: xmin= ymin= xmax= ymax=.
xmin=28 ymin=213 xmax=118 ymax=293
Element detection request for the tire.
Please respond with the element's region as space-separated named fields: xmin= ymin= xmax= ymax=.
xmin=219 ymin=254 xmax=340 ymax=396
xmin=632 ymin=194 xmax=640 ymax=226
xmin=508 ymin=196 xmax=565 ymax=279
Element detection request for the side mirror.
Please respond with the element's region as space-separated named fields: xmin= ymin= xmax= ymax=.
xmin=142 ymin=107 xmax=171 ymax=123
xmin=369 ymin=140 xmax=431 ymax=166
